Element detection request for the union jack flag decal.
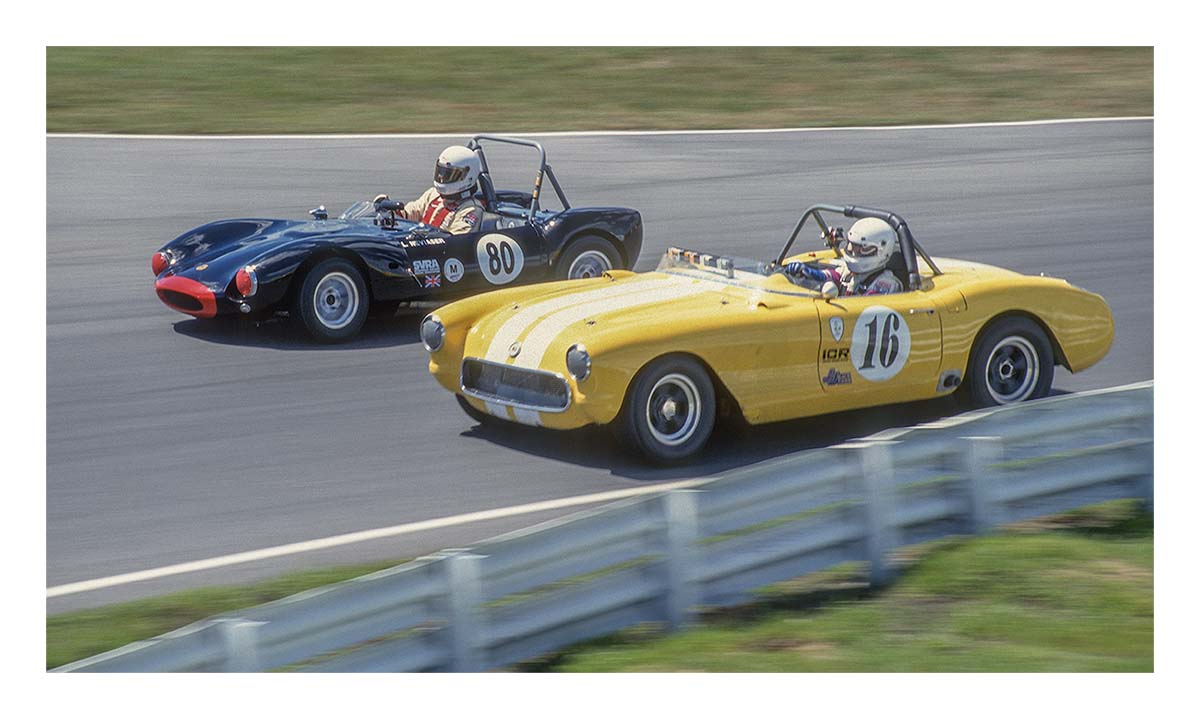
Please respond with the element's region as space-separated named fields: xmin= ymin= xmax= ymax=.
xmin=424 ymin=273 xmax=442 ymax=288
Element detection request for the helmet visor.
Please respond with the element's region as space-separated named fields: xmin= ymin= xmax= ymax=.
xmin=845 ymin=240 xmax=879 ymax=259
xmin=435 ymin=161 xmax=469 ymax=185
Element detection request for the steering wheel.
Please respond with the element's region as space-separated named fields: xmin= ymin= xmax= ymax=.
xmin=374 ymin=198 xmax=402 ymax=229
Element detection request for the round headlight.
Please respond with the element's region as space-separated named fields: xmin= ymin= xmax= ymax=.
xmin=566 ymin=343 xmax=591 ymax=381
xmin=420 ymin=315 xmax=445 ymax=352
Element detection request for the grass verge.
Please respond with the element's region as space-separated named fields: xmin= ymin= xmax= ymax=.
xmin=532 ymin=501 xmax=1153 ymax=672
xmin=47 ymin=47 xmax=1151 ymax=134
xmin=46 ymin=560 xmax=403 ymax=670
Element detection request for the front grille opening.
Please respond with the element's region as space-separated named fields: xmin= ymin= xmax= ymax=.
xmin=157 ymin=289 xmax=203 ymax=312
xmin=462 ymin=359 xmax=570 ymax=412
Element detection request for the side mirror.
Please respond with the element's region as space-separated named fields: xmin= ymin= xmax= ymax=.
xmin=821 ymin=281 xmax=839 ymax=300
xmin=309 ymin=205 xmax=328 ymax=221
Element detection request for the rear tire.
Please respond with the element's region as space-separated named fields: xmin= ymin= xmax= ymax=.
xmin=293 ymin=258 xmax=370 ymax=343
xmin=556 ymin=235 xmax=621 ymax=280
xmin=615 ymin=355 xmax=716 ymax=464
xmin=964 ymin=316 xmax=1055 ymax=407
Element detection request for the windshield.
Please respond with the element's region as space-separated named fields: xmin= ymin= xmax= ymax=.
xmin=656 ymin=247 xmax=772 ymax=277
xmin=339 ymin=201 xmax=376 ymax=221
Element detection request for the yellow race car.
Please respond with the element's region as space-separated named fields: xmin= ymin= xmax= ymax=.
xmin=421 ymin=204 xmax=1113 ymax=463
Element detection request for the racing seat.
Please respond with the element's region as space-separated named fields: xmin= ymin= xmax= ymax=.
xmin=474 ymin=172 xmax=526 ymax=232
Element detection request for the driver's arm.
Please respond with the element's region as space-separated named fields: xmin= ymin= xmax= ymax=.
xmin=399 ymin=188 xmax=438 ymax=221
xmin=786 ymin=261 xmax=843 ymax=286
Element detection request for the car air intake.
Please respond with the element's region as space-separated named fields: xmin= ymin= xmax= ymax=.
xmin=157 ymin=289 xmax=204 ymax=313
xmin=461 ymin=358 xmax=570 ymax=412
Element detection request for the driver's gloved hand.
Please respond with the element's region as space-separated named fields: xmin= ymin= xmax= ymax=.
xmin=786 ymin=262 xmax=824 ymax=282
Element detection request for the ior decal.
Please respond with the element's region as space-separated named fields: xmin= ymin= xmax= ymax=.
xmin=476 ymin=234 xmax=525 ymax=285
xmin=849 ymin=305 xmax=911 ymax=382
xmin=444 ymin=258 xmax=465 ymax=283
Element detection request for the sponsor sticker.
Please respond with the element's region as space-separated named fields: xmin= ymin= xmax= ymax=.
xmin=444 ymin=258 xmax=465 ymax=283
xmin=823 ymin=368 xmax=853 ymax=386
xmin=412 ymin=258 xmax=440 ymax=275
xmin=829 ymin=317 xmax=844 ymax=342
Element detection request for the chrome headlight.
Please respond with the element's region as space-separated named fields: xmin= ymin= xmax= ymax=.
xmin=420 ymin=315 xmax=445 ymax=352
xmin=566 ymin=343 xmax=591 ymax=381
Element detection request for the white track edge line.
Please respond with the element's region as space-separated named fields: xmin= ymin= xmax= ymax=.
xmin=46 ymin=116 xmax=1153 ymax=141
xmin=46 ymin=479 xmax=705 ymax=598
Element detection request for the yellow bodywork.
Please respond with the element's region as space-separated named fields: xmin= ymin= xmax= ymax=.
xmin=427 ymin=251 xmax=1113 ymax=430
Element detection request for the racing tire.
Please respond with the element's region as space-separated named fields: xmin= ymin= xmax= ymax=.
xmin=556 ymin=235 xmax=621 ymax=280
xmin=964 ymin=316 xmax=1055 ymax=408
xmin=616 ymin=355 xmax=716 ymax=464
xmin=293 ymin=258 xmax=370 ymax=343
xmin=456 ymin=394 xmax=499 ymax=427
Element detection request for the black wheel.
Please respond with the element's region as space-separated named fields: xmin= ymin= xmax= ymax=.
xmin=615 ymin=355 xmax=716 ymax=464
xmin=293 ymin=258 xmax=370 ymax=343
xmin=456 ymin=394 xmax=498 ymax=426
xmin=556 ymin=235 xmax=621 ymax=280
xmin=965 ymin=316 xmax=1055 ymax=407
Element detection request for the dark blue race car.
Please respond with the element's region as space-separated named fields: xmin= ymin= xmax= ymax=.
xmin=151 ymin=135 xmax=644 ymax=342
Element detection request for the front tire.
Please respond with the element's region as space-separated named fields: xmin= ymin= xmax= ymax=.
xmin=294 ymin=258 xmax=370 ymax=343
xmin=556 ymin=235 xmax=621 ymax=280
xmin=616 ymin=355 xmax=716 ymax=464
xmin=456 ymin=394 xmax=498 ymax=426
xmin=965 ymin=316 xmax=1055 ymax=407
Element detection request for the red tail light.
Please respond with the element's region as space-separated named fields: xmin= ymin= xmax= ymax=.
xmin=235 ymin=266 xmax=258 ymax=297
xmin=152 ymin=251 xmax=169 ymax=276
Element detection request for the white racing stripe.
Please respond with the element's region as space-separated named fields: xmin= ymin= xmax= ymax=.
xmin=47 ymin=117 xmax=1153 ymax=141
xmin=512 ymin=279 xmax=711 ymax=370
xmin=483 ymin=277 xmax=666 ymax=363
xmin=46 ymin=480 xmax=706 ymax=598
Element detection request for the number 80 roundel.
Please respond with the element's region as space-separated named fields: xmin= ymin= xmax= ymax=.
xmin=849 ymin=306 xmax=911 ymax=382
xmin=476 ymin=234 xmax=526 ymax=285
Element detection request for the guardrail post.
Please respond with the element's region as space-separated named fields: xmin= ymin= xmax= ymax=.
xmin=859 ymin=441 xmax=900 ymax=587
xmin=443 ymin=551 xmax=485 ymax=672
xmin=961 ymin=436 xmax=1004 ymax=533
xmin=1138 ymin=389 xmax=1154 ymax=515
xmin=663 ymin=490 xmax=702 ymax=631
xmin=217 ymin=618 xmax=265 ymax=672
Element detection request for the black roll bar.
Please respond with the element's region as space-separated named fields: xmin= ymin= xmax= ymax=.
xmin=467 ymin=135 xmax=571 ymax=219
xmin=775 ymin=204 xmax=941 ymax=289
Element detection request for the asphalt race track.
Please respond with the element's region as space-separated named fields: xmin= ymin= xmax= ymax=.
xmin=47 ymin=120 xmax=1153 ymax=612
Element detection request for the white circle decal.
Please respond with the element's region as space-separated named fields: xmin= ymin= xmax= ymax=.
xmin=849 ymin=306 xmax=911 ymax=382
xmin=476 ymin=234 xmax=525 ymax=285
xmin=444 ymin=258 xmax=465 ymax=283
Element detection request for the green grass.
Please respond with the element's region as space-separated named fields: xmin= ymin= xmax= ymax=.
xmin=46 ymin=47 xmax=1152 ymax=134
xmin=538 ymin=502 xmax=1153 ymax=672
xmin=46 ymin=559 xmax=404 ymax=670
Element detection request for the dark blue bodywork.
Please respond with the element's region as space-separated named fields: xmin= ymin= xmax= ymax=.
xmin=153 ymin=197 xmax=643 ymax=319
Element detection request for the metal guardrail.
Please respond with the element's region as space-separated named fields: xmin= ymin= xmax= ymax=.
xmin=56 ymin=382 xmax=1153 ymax=672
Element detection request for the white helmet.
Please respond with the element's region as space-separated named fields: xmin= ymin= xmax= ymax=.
xmin=433 ymin=145 xmax=482 ymax=198
xmin=843 ymin=217 xmax=898 ymax=275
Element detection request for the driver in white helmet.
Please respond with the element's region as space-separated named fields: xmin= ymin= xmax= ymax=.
xmin=786 ymin=217 xmax=905 ymax=296
xmin=373 ymin=145 xmax=485 ymax=235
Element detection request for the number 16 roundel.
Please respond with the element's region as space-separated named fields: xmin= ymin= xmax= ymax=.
xmin=476 ymin=234 xmax=525 ymax=285
xmin=849 ymin=306 xmax=911 ymax=382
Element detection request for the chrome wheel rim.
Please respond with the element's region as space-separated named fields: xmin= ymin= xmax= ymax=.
xmin=985 ymin=335 xmax=1039 ymax=403
xmin=646 ymin=373 xmax=701 ymax=446
xmin=568 ymin=250 xmax=613 ymax=279
xmin=313 ymin=271 xmax=359 ymax=330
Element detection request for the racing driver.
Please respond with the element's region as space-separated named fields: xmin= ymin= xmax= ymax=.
xmin=786 ymin=217 xmax=904 ymax=296
xmin=373 ymin=145 xmax=485 ymax=234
